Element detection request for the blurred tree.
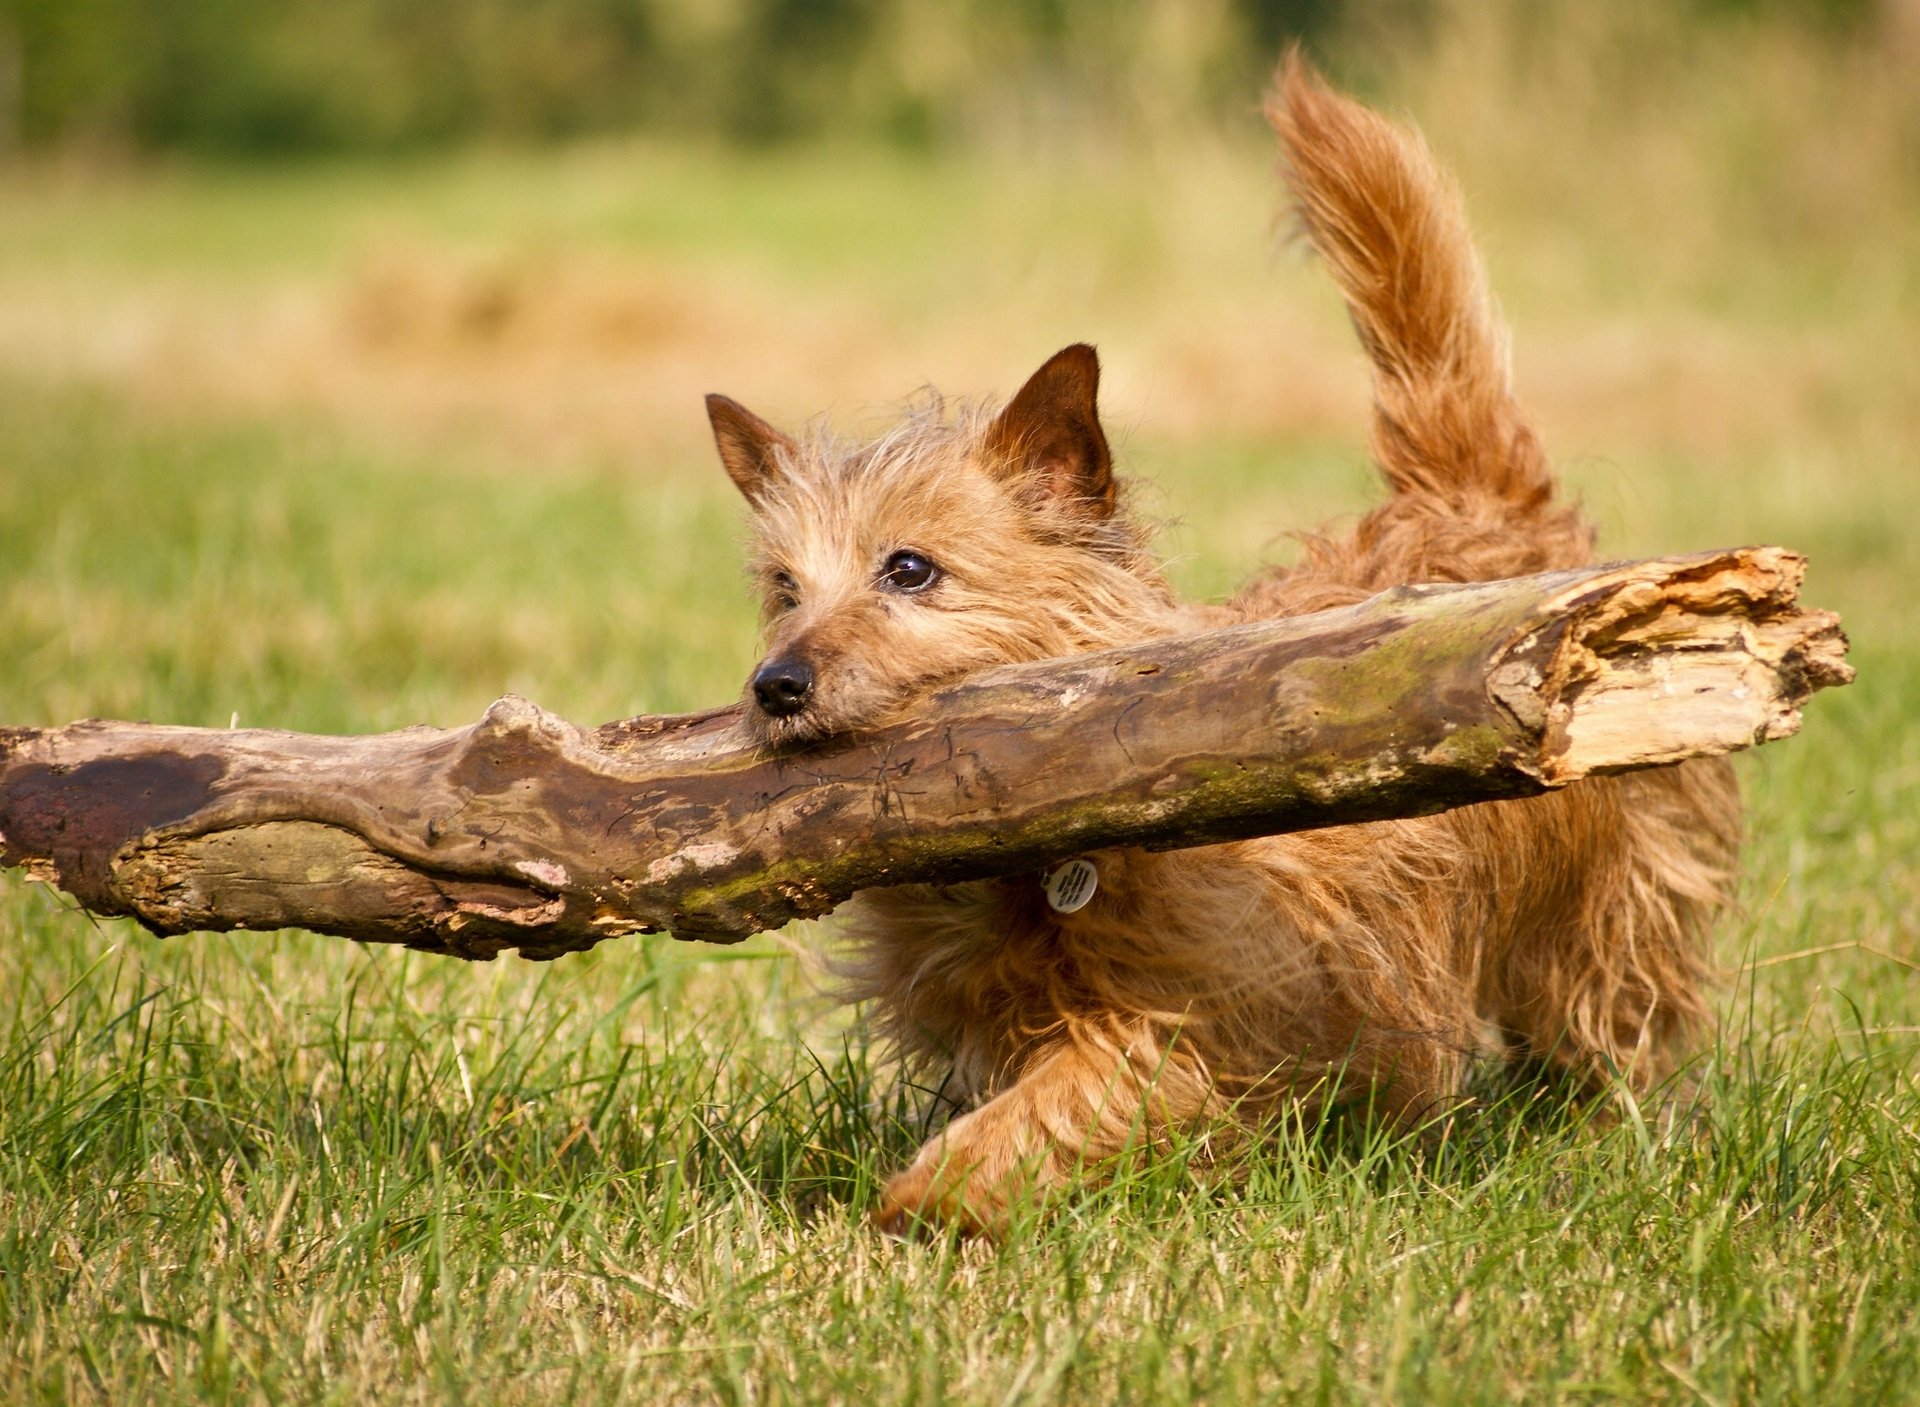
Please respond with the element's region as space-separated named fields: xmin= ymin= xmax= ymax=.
xmin=0 ymin=0 xmax=1892 ymax=158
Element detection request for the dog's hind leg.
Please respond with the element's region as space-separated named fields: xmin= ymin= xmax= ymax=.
xmin=1478 ymin=766 xmax=1741 ymax=1091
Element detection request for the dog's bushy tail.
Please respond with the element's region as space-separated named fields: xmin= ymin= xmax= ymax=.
xmin=1266 ymin=53 xmax=1557 ymax=519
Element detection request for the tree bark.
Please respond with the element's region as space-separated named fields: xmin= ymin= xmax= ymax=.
xmin=0 ymin=547 xmax=1851 ymax=955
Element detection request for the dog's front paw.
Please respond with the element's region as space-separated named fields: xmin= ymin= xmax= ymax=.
xmin=873 ymin=1164 xmax=963 ymax=1239
xmin=872 ymin=1142 xmax=994 ymax=1239
xmin=872 ymin=1111 xmax=1036 ymax=1239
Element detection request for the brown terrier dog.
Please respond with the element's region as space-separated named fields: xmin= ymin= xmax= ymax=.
xmin=702 ymin=56 xmax=1739 ymax=1235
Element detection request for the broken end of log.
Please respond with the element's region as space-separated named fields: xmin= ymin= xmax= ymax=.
xmin=1499 ymin=547 xmax=1854 ymax=786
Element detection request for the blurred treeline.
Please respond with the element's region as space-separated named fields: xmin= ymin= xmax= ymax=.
xmin=0 ymin=0 xmax=1892 ymax=156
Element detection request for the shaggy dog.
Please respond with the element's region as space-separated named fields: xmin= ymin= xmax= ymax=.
xmin=701 ymin=55 xmax=1739 ymax=1235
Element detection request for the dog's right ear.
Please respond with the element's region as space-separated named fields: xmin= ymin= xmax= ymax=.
xmin=706 ymin=394 xmax=798 ymax=502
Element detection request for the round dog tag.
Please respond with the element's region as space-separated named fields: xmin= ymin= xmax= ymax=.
xmin=1044 ymin=859 xmax=1099 ymax=914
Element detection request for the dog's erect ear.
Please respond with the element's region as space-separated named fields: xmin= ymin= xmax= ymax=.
xmin=706 ymin=394 xmax=798 ymax=502
xmin=984 ymin=343 xmax=1115 ymax=517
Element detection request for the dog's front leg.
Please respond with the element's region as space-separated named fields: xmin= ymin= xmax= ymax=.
xmin=873 ymin=1026 xmax=1211 ymax=1237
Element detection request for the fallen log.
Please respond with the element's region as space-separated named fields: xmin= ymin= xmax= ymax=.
xmin=0 ymin=547 xmax=1851 ymax=955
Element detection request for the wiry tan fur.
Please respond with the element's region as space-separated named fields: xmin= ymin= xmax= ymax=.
xmin=704 ymin=54 xmax=1740 ymax=1236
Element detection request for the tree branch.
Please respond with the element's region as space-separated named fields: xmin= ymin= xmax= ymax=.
xmin=0 ymin=547 xmax=1851 ymax=954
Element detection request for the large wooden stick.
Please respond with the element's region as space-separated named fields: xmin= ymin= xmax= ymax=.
xmin=0 ymin=547 xmax=1850 ymax=954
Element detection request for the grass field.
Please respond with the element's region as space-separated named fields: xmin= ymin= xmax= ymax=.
xmin=3 ymin=30 xmax=1920 ymax=1402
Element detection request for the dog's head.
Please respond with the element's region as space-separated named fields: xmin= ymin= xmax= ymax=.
xmin=707 ymin=344 xmax=1173 ymax=744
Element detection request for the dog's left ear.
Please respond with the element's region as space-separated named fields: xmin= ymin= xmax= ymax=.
xmin=984 ymin=344 xmax=1115 ymax=517
xmin=706 ymin=393 xmax=799 ymax=503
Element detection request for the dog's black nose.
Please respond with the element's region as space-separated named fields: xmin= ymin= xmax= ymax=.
xmin=751 ymin=659 xmax=814 ymax=717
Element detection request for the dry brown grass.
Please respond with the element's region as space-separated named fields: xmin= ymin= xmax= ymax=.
xmin=4 ymin=224 xmax=1910 ymax=481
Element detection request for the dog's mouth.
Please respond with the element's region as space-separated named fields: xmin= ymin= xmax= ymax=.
xmin=742 ymin=703 xmax=839 ymax=747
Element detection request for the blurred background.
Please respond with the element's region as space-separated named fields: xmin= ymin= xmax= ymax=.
xmin=3 ymin=0 xmax=1916 ymax=493
xmin=2 ymin=0 xmax=1915 ymax=498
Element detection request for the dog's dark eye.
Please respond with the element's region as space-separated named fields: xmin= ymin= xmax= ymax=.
xmin=880 ymin=550 xmax=940 ymax=593
xmin=769 ymin=570 xmax=799 ymax=611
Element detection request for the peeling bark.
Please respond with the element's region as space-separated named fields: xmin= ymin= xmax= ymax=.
xmin=0 ymin=547 xmax=1851 ymax=955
